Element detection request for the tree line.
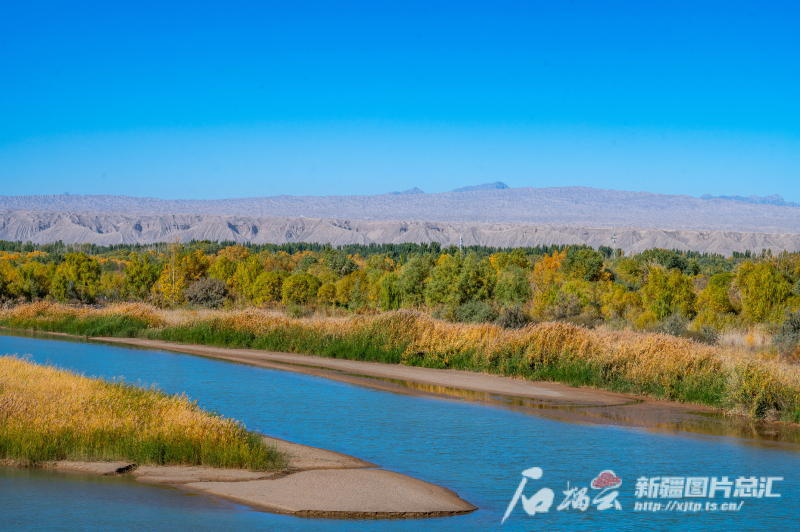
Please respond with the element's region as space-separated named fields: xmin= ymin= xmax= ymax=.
xmin=1 ymin=239 xmax=798 ymax=342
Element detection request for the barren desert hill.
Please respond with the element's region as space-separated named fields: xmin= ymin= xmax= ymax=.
xmin=3 ymin=186 xmax=800 ymax=233
xmin=2 ymin=210 xmax=800 ymax=255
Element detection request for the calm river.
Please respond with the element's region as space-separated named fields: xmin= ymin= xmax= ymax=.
xmin=1 ymin=332 xmax=797 ymax=531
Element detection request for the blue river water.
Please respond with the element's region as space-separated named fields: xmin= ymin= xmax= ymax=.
xmin=1 ymin=332 xmax=797 ymax=532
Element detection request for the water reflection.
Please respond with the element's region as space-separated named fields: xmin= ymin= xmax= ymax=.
xmin=266 ymin=359 xmax=800 ymax=447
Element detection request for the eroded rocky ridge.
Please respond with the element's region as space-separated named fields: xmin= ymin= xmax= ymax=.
xmin=3 ymin=186 xmax=800 ymax=233
xmin=2 ymin=210 xmax=799 ymax=255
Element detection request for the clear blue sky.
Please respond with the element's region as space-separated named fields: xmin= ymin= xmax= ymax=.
xmin=1 ymin=1 xmax=798 ymax=200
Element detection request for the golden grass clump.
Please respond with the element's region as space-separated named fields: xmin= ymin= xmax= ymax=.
xmin=0 ymin=301 xmax=165 ymax=328
xmin=399 ymin=312 xmax=800 ymax=420
xmin=378 ymin=312 xmax=722 ymax=399
xmin=0 ymin=356 xmax=282 ymax=469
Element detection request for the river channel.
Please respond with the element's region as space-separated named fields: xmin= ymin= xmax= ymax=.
xmin=1 ymin=331 xmax=797 ymax=531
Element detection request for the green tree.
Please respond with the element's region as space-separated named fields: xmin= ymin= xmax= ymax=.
xmin=601 ymin=283 xmax=642 ymax=320
xmin=365 ymin=253 xmax=395 ymax=274
xmin=696 ymin=273 xmax=735 ymax=314
xmin=424 ymin=254 xmax=460 ymax=306
xmin=184 ymin=277 xmax=228 ymax=308
xmin=13 ymin=262 xmax=54 ymax=301
xmin=99 ymin=270 xmax=125 ymax=301
xmin=295 ymin=254 xmax=320 ymax=272
xmin=640 ymin=267 xmax=697 ymax=320
xmin=281 ymin=273 xmax=322 ymax=305
xmin=317 ymin=282 xmax=337 ymax=305
xmin=379 ymin=272 xmax=401 ymax=311
xmin=495 ymin=265 xmax=531 ymax=305
xmin=454 ymin=300 xmax=497 ymax=323
xmin=614 ymin=258 xmax=644 ymax=289
xmin=209 ymin=255 xmax=238 ymax=285
xmin=234 ymin=256 xmax=265 ymax=301
xmin=323 ymin=249 xmax=359 ymax=276
xmin=398 ymin=257 xmax=429 ymax=307
xmin=332 ymin=270 xmax=368 ymax=308
xmin=455 ymin=252 xmax=496 ymax=302
xmin=508 ymin=249 xmax=529 ymax=269
xmin=124 ymin=254 xmax=160 ymax=298
xmin=737 ymin=261 xmax=792 ymax=322
xmin=251 ymin=271 xmax=288 ymax=304
xmin=635 ymin=249 xmax=690 ymax=274
xmin=562 ymin=248 xmax=604 ymax=281
xmin=349 ymin=271 xmax=371 ymax=308
xmin=51 ymin=252 xmax=101 ymax=302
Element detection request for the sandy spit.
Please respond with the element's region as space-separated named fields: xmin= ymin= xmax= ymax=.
xmin=7 ymin=435 xmax=475 ymax=518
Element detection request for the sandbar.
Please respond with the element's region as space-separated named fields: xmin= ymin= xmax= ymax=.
xmin=8 ymin=435 xmax=474 ymax=518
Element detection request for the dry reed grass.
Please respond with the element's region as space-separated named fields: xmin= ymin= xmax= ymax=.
xmin=0 ymin=301 xmax=164 ymax=328
xmin=718 ymin=327 xmax=773 ymax=350
xmin=0 ymin=356 xmax=283 ymax=469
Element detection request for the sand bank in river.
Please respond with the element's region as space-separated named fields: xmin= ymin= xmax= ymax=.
xmin=31 ymin=435 xmax=475 ymax=518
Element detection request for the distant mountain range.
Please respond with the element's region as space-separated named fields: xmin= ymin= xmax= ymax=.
xmin=388 ymin=182 xmax=509 ymax=195
xmin=389 ymin=187 xmax=426 ymax=195
xmin=2 ymin=184 xmax=799 ymax=252
xmin=3 ymin=185 xmax=799 ymax=232
xmin=700 ymin=194 xmax=800 ymax=208
xmin=451 ymin=181 xmax=510 ymax=192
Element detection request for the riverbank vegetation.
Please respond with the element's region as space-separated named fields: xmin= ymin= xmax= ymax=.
xmin=1 ymin=238 xmax=799 ymax=421
xmin=0 ymin=355 xmax=284 ymax=470
xmin=2 ymin=302 xmax=799 ymax=424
